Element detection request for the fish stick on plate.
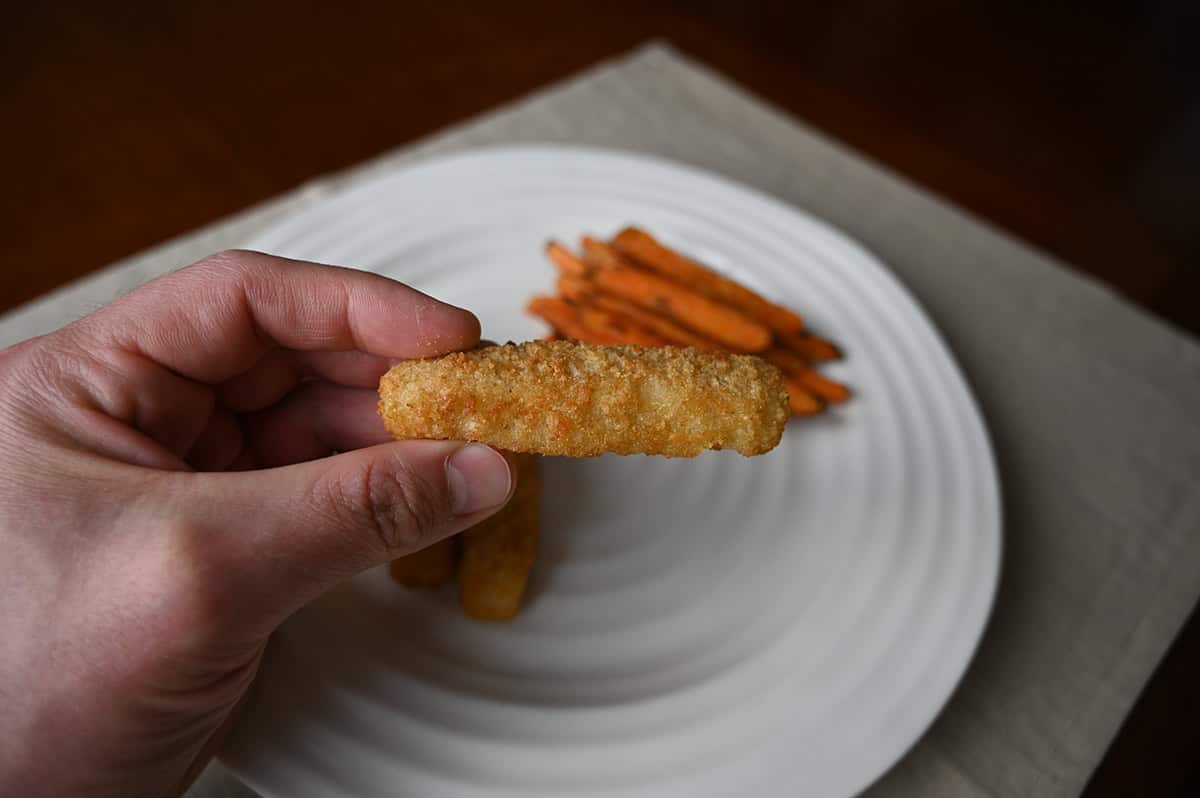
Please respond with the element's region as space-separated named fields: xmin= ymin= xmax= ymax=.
xmin=377 ymin=340 xmax=788 ymax=458
xmin=458 ymin=453 xmax=541 ymax=621
xmin=389 ymin=538 xmax=457 ymax=589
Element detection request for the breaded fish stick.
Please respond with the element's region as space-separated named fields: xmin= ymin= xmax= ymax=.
xmin=389 ymin=538 xmax=456 ymax=588
xmin=378 ymin=340 xmax=788 ymax=457
xmin=458 ymin=453 xmax=540 ymax=621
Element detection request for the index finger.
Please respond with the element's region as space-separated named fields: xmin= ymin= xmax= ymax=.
xmin=81 ymin=250 xmax=480 ymax=383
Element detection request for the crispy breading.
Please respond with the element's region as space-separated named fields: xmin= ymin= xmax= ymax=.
xmin=377 ymin=340 xmax=788 ymax=457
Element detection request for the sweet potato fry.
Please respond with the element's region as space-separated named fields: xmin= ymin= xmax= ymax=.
xmin=545 ymin=309 xmax=656 ymax=350
xmin=762 ymin=346 xmax=809 ymax=375
xmin=458 ymin=453 xmax=541 ymax=621
xmin=547 ymin=239 xmax=769 ymax=351
xmin=537 ymin=303 xmax=686 ymax=352
xmin=794 ymin=366 xmax=851 ymax=404
xmin=777 ymin=330 xmax=842 ymax=362
xmin=526 ymin=295 xmax=622 ymax=344
xmin=389 ymin=538 xmax=456 ymax=588
xmin=592 ymin=267 xmax=770 ymax=351
xmin=575 ymin=303 xmax=668 ymax=347
xmin=784 ymin=378 xmax=825 ymax=416
xmin=557 ymin=274 xmax=718 ymax=348
xmin=589 ymin=297 xmax=718 ymax=349
xmin=545 ymin=240 xmax=589 ymax=277
xmin=580 ymin=235 xmax=637 ymax=271
xmin=764 ymin=346 xmax=849 ymax=404
xmin=612 ymin=227 xmax=805 ymax=335
xmin=544 ymin=229 xmax=847 ymax=422
xmin=554 ymin=272 xmax=597 ymax=303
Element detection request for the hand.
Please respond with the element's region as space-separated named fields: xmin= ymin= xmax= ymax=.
xmin=0 ymin=251 xmax=514 ymax=797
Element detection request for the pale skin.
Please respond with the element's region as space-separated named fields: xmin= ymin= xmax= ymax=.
xmin=0 ymin=251 xmax=515 ymax=797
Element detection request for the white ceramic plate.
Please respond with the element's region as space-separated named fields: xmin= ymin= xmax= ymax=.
xmin=223 ymin=146 xmax=1001 ymax=798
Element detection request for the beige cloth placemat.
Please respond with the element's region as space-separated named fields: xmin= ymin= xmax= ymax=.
xmin=5 ymin=43 xmax=1198 ymax=798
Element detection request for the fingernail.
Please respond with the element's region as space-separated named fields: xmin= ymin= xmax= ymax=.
xmin=446 ymin=444 xmax=512 ymax=515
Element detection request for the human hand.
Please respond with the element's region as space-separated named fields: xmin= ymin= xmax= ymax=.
xmin=0 ymin=251 xmax=514 ymax=797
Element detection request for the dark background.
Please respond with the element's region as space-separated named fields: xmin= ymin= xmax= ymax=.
xmin=2 ymin=2 xmax=1197 ymax=794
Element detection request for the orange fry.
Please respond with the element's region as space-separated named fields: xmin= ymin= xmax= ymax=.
xmin=526 ymin=295 xmax=622 ymax=344
xmin=592 ymin=268 xmax=770 ymax=352
xmin=794 ymin=366 xmax=851 ymax=404
xmin=545 ymin=229 xmax=847 ymax=420
xmin=784 ymin=378 xmax=825 ymax=416
xmin=554 ymin=272 xmax=598 ymax=302
xmin=764 ymin=346 xmax=849 ymax=404
xmin=575 ymin=303 xmax=668 ymax=347
xmin=544 ymin=311 xmax=652 ymax=350
xmin=545 ymin=240 xmax=589 ymax=277
xmin=389 ymin=538 xmax=456 ymax=588
xmin=762 ymin=346 xmax=809 ymax=374
xmin=612 ymin=226 xmax=805 ymax=335
xmin=547 ymin=240 xmax=769 ymax=351
xmin=580 ymin=235 xmax=637 ymax=271
xmin=557 ymin=274 xmax=717 ymax=348
xmin=777 ymin=330 xmax=842 ymax=362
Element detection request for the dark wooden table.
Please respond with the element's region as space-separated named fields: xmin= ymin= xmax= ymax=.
xmin=3 ymin=2 xmax=1197 ymax=794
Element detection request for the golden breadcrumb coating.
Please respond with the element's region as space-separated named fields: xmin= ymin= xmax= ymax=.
xmin=377 ymin=340 xmax=788 ymax=457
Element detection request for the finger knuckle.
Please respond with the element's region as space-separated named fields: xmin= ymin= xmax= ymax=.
xmin=197 ymin=248 xmax=261 ymax=274
xmin=332 ymin=458 xmax=448 ymax=556
xmin=184 ymin=249 xmax=279 ymax=292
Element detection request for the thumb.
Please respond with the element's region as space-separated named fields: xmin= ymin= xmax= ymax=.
xmin=166 ymin=440 xmax=513 ymax=631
